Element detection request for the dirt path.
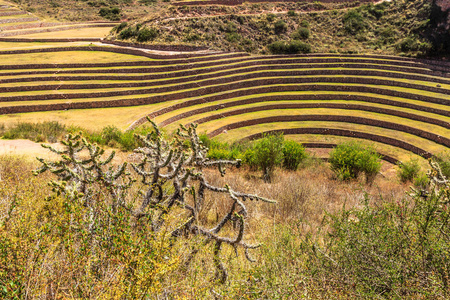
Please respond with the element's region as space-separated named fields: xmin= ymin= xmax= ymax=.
xmin=0 ymin=139 xmax=59 ymax=159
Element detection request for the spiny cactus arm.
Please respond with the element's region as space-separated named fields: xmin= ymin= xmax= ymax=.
xmin=41 ymin=143 xmax=69 ymax=155
xmin=203 ymin=159 xmax=242 ymax=168
xmin=213 ymin=241 xmax=227 ymax=284
xmin=193 ymin=224 xmax=261 ymax=256
xmin=210 ymin=200 xmax=237 ymax=234
xmin=134 ymin=134 xmax=158 ymax=151
xmin=131 ymin=163 xmax=155 ymax=178
xmin=159 ymin=156 xmax=186 ymax=180
xmin=146 ymin=116 xmax=160 ymax=136
xmin=199 ymin=178 xmax=276 ymax=204
xmin=157 ymin=149 xmax=174 ymax=169
xmin=111 ymin=162 xmax=128 ymax=181
xmin=430 ymin=160 xmax=449 ymax=185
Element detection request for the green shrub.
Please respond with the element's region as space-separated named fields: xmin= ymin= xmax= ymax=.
xmin=266 ymin=13 xmax=276 ymax=22
xmin=114 ymin=21 xmax=128 ymax=33
xmin=397 ymin=36 xmax=430 ymax=53
xmin=242 ymin=148 xmax=258 ymax=170
xmin=282 ymin=140 xmax=308 ymax=171
xmin=329 ymin=142 xmax=381 ymax=183
xmin=99 ymin=6 xmax=121 ymax=21
xmin=274 ymin=20 xmax=287 ymax=34
xmin=267 ymin=40 xmax=311 ymax=54
xmin=253 ymin=134 xmax=284 ymax=182
xmin=1 ymin=121 xmax=66 ymax=143
xmin=287 ymin=10 xmax=297 ymax=17
xmin=398 ymin=158 xmax=421 ymax=183
xmin=292 ymin=27 xmax=310 ymax=40
xmin=225 ymin=32 xmax=241 ymax=43
xmin=118 ymin=26 xmax=136 ymax=39
xmin=342 ymin=10 xmax=365 ymax=34
xmin=137 ymin=27 xmax=158 ymax=42
xmin=414 ymin=172 xmax=429 ymax=188
xmin=300 ymin=20 xmax=309 ymax=28
xmin=435 ymin=152 xmax=450 ymax=178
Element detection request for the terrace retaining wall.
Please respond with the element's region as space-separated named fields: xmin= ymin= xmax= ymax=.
xmin=0 ymin=11 xmax=25 ymax=17
xmin=0 ymin=17 xmax=39 ymax=24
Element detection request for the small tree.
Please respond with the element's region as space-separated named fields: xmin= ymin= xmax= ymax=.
xmin=282 ymin=140 xmax=308 ymax=171
xmin=329 ymin=142 xmax=381 ymax=183
xmin=253 ymin=134 xmax=284 ymax=182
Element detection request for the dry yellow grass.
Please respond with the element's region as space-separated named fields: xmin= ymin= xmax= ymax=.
xmin=0 ymin=101 xmax=177 ymax=130
xmin=0 ymin=50 xmax=151 ymax=65
xmin=13 ymin=26 xmax=114 ymax=38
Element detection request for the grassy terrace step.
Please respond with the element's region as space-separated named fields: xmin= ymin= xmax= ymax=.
xmin=0 ymin=12 xmax=27 ymax=17
xmin=0 ymin=24 xmax=116 ymax=37
xmin=0 ymin=17 xmax=39 ymax=24
xmin=0 ymin=61 xmax=446 ymax=79
xmin=11 ymin=27 xmax=113 ymax=39
xmin=0 ymin=22 xmax=70 ymax=31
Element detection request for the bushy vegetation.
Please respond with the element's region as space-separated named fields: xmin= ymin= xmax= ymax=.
xmin=282 ymin=140 xmax=308 ymax=171
xmin=0 ymin=122 xmax=150 ymax=151
xmin=398 ymin=158 xmax=422 ymax=183
xmin=435 ymin=151 xmax=450 ymax=179
xmin=0 ymin=121 xmax=66 ymax=143
xmin=291 ymin=27 xmax=310 ymax=40
xmin=251 ymin=134 xmax=284 ymax=182
xmin=2 ymin=142 xmax=447 ymax=298
xmin=137 ymin=27 xmax=158 ymax=42
xmin=342 ymin=9 xmax=366 ymax=34
xmin=99 ymin=6 xmax=121 ymax=21
xmin=267 ymin=40 xmax=311 ymax=54
xmin=329 ymin=142 xmax=381 ymax=182
xmin=300 ymin=161 xmax=450 ymax=298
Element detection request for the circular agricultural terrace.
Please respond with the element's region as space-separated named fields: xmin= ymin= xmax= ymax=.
xmin=0 ymin=37 xmax=448 ymax=163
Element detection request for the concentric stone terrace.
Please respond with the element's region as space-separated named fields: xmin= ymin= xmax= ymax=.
xmin=0 ymin=44 xmax=449 ymax=162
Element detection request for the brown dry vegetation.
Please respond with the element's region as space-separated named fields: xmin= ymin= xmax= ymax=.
xmin=0 ymin=152 xmax=412 ymax=298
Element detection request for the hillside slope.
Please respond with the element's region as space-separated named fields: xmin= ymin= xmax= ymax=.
xmin=106 ymin=0 xmax=449 ymax=57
